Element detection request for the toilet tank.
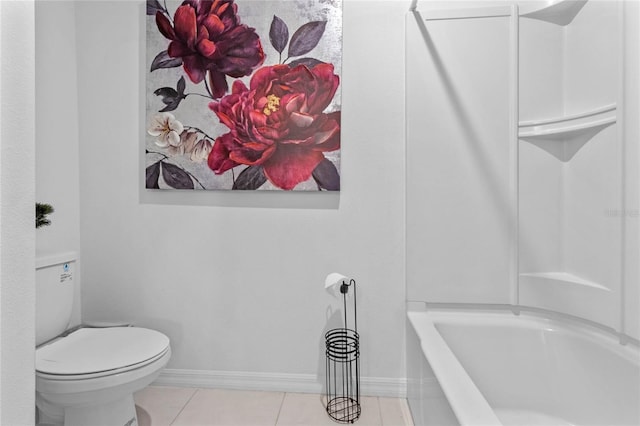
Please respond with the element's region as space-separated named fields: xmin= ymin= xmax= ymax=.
xmin=36 ymin=251 xmax=77 ymax=346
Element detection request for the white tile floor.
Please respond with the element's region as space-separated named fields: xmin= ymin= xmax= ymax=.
xmin=134 ymin=386 xmax=414 ymax=426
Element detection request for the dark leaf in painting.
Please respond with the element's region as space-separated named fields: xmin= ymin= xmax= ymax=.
xmin=288 ymin=21 xmax=326 ymax=58
xmin=154 ymin=87 xmax=180 ymax=111
xmin=233 ymin=165 xmax=267 ymax=190
xmin=312 ymin=158 xmax=340 ymax=191
xmin=154 ymin=82 xmax=185 ymax=112
xmin=288 ymin=57 xmax=324 ymax=69
xmin=146 ymin=162 xmax=161 ymax=189
xmin=146 ymin=0 xmax=164 ymax=15
xmin=150 ymin=50 xmax=183 ymax=72
xmin=154 ymin=87 xmax=179 ymax=100
xmin=269 ymin=15 xmax=289 ymax=54
xmin=161 ymin=162 xmax=194 ymax=189
xmin=159 ymin=104 xmax=179 ymax=112
xmin=176 ymin=76 xmax=186 ymax=96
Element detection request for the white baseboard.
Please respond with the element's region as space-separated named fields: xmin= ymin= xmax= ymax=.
xmin=360 ymin=376 xmax=408 ymax=398
xmin=154 ymin=369 xmax=407 ymax=398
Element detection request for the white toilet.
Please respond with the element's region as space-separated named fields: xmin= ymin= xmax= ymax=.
xmin=35 ymin=252 xmax=171 ymax=426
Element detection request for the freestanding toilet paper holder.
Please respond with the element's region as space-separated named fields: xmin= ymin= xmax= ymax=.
xmin=325 ymin=277 xmax=360 ymax=423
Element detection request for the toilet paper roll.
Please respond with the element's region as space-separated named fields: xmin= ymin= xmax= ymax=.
xmin=325 ymin=272 xmax=351 ymax=297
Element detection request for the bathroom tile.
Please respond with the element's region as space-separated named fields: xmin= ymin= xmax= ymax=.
xmin=379 ymin=397 xmax=414 ymax=426
xmin=133 ymin=386 xmax=412 ymax=426
xmin=276 ymin=393 xmax=334 ymax=426
xmin=134 ymin=385 xmax=197 ymax=426
xmin=356 ymin=397 xmax=383 ymax=426
xmin=172 ymin=388 xmax=285 ymax=426
xmin=277 ymin=393 xmax=381 ymax=426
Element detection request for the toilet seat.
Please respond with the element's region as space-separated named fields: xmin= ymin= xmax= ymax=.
xmin=36 ymin=327 xmax=170 ymax=379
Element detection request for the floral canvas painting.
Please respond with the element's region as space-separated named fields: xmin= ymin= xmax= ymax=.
xmin=145 ymin=0 xmax=342 ymax=191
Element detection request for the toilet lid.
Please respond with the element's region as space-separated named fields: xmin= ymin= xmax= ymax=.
xmin=36 ymin=327 xmax=170 ymax=376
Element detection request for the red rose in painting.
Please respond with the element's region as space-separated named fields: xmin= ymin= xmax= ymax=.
xmin=208 ymin=63 xmax=340 ymax=190
xmin=156 ymin=0 xmax=264 ymax=98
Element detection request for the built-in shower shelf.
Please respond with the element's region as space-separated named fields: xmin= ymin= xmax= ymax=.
xmin=518 ymin=104 xmax=616 ymax=140
xmin=520 ymin=272 xmax=610 ymax=292
xmin=519 ymin=0 xmax=588 ymax=26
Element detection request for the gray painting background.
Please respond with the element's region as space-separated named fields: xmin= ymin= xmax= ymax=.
xmin=145 ymin=0 xmax=343 ymax=190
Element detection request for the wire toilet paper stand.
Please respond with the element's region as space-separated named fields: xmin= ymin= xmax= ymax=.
xmin=325 ymin=278 xmax=361 ymax=423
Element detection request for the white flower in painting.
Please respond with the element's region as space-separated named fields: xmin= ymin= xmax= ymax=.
xmin=190 ymin=139 xmax=212 ymax=163
xmin=148 ymin=112 xmax=184 ymax=148
xmin=166 ymin=130 xmax=195 ymax=156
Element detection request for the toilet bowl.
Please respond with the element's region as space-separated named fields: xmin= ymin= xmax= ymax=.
xmin=35 ymin=252 xmax=172 ymax=425
xmin=36 ymin=326 xmax=171 ymax=426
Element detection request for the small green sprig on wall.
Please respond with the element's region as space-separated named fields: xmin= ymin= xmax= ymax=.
xmin=36 ymin=203 xmax=54 ymax=228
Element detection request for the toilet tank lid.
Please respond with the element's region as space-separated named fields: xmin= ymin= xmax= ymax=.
xmin=36 ymin=251 xmax=77 ymax=269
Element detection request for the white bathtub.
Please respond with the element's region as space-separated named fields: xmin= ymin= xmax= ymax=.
xmin=407 ymin=309 xmax=640 ymax=426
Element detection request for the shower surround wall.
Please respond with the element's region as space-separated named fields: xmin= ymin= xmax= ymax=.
xmin=72 ymin=0 xmax=409 ymax=394
xmin=406 ymin=4 xmax=516 ymax=305
xmin=518 ymin=1 xmax=622 ymax=329
xmin=407 ymin=0 xmax=639 ymax=341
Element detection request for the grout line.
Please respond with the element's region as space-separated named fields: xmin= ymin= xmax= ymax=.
xmin=169 ymin=387 xmax=199 ymax=426
xmin=399 ymin=398 xmax=415 ymax=426
xmin=273 ymin=391 xmax=287 ymax=426
xmin=376 ymin=396 xmax=384 ymax=426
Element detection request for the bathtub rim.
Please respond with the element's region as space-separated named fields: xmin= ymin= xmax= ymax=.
xmin=408 ymin=302 xmax=640 ymax=348
xmin=407 ymin=305 xmax=640 ymax=426
xmin=407 ymin=310 xmax=503 ymax=426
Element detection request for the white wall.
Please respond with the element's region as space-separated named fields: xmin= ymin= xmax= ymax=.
xmin=35 ymin=0 xmax=82 ymax=328
xmin=74 ymin=0 xmax=408 ymax=389
xmin=0 ymin=1 xmax=36 ymax=424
